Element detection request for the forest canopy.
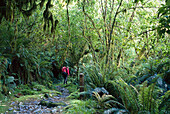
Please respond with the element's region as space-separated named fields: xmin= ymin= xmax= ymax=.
xmin=0 ymin=0 xmax=169 ymax=113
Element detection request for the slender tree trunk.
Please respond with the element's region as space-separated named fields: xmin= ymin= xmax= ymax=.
xmin=117 ymin=48 xmax=122 ymax=67
xmin=76 ymin=63 xmax=79 ymax=83
xmin=82 ymin=0 xmax=102 ymax=44
xmin=117 ymin=2 xmax=138 ymax=67
xmin=82 ymin=0 xmax=97 ymax=63
xmin=106 ymin=0 xmax=123 ymax=64
xmin=66 ymin=0 xmax=71 ymax=59
xmin=101 ymin=0 xmax=108 ymax=46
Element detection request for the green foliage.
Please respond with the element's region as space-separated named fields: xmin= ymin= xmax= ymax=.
xmin=14 ymin=94 xmax=43 ymax=102
xmin=0 ymin=103 xmax=9 ymax=114
xmin=157 ymin=1 xmax=170 ymax=37
xmin=0 ymin=16 xmax=57 ymax=86
xmin=21 ymin=89 xmax=39 ymax=95
xmin=32 ymin=82 xmax=46 ymax=90
xmin=113 ymin=78 xmax=139 ymax=113
xmin=0 ymin=20 xmax=30 ymax=55
xmin=0 ymin=0 xmax=58 ymax=33
xmin=67 ymin=90 xmax=80 ymax=99
xmin=39 ymin=100 xmax=66 ymax=108
xmin=158 ymin=90 xmax=170 ymax=113
xmin=107 ymin=76 xmax=169 ymax=113
xmin=0 ymin=0 xmax=169 ymax=113
xmin=64 ymin=99 xmax=97 ymax=114
xmin=82 ymin=61 xmax=112 ymax=89
xmin=138 ymin=82 xmax=160 ymax=113
xmin=13 ymin=83 xmax=61 ymax=97
xmin=0 ymin=89 xmax=10 ymax=113
xmin=64 ymin=83 xmax=78 ymax=93
xmin=134 ymin=57 xmax=170 ymax=85
xmin=92 ymin=92 xmax=122 ymax=110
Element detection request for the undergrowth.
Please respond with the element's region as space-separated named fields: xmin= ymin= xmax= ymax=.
xmin=63 ymin=99 xmax=97 ymax=114
xmin=0 ymin=93 xmax=9 ymax=113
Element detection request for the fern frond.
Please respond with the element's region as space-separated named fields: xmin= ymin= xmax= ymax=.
xmin=93 ymin=92 xmax=120 ymax=109
xmin=112 ymin=77 xmax=140 ymax=112
xmin=138 ymin=82 xmax=160 ymax=113
xmin=92 ymin=92 xmax=101 ymax=102
xmin=130 ymin=84 xmax=139 ymax=94
xmin=105 ymin=100 xmax=125 ymax=109
xmin=158 ymin=90 xmax=170 ymax=111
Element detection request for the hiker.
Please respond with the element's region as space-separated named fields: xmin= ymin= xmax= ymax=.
xmin=62 ymin=66 xmax=70 ymax=84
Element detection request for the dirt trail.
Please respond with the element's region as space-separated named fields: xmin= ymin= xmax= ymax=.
xmin=7 ymin=86 xmax=70 ymax=114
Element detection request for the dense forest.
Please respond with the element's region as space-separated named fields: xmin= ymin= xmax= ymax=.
xmin=0 ymin=0 xmax=169 ymax=113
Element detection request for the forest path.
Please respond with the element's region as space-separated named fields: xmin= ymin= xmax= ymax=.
xmin=8 ymin=85 xmax=70 ymax=114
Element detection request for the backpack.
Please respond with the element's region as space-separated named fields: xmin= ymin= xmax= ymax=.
xmin=62 ymin=67 xmax=68 ymax=77
xmin=65 ymin=67 xmax=68 ymax=74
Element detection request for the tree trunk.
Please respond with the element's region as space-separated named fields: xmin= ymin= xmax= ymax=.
xmin=117 ymin=48 xmax=122 ymax=67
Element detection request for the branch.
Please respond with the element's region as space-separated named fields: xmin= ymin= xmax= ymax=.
xmin=115 ymin=26 xmax=157 ymax=38
xmin=109 ymin=0 xmax=123 ymax=40
xmin=115 ymin=25 xmax=132 ymax=32
xmin=109 ymin=0 xmax=115 ymax=31
xmin=101 ymin=0 xmax=108 ymax=45
xmin=106 ymin=0 xmax=123 ymax=64
xmin=138 ymin=28 xmax=157 ymax=36
xmin=82 ymin=0 xmax=102 ymax=40
xmin=117 ymin=6 xmax=160 ymax=14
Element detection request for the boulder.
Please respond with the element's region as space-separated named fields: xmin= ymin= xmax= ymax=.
xmin=93 ymin=87 xmax=109 ymax=96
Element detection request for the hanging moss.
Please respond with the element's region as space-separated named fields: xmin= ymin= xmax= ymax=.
xmin=0 ymin=0 xmax=58 ymax=33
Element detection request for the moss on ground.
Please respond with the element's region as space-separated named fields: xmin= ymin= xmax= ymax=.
xmin=41 ymin=89 xmax=62 ymax=95
xmin=0 ymin=105 xmax=9 ymax=113
xmin=13 ymin=94 xmax=43 ymax=102
xmin=63 ymin=99 xmax=97 ymax=114
xmin=55 ymin=81 xmax=78 ymax=93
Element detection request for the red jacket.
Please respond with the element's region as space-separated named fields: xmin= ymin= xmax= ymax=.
xmin=62 ymin=67 xmax=70 ymax=75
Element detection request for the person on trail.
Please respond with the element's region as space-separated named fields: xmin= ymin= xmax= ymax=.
xmin=62 ymin=66 xmax=70 ymax=84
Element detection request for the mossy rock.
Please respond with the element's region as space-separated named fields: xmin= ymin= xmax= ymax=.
xmin=39 ymin=100 xmax=67 ymax=108
xmin=33 ymin=85 xmax=46 ymax=90
xmin=47 ymin=102 xmax=66 ymax=108
xmin=21 ymin=89 xmax=39 ymax=95
xmin=78 ymin=91 xmax=93 ymax=99
xmin=47 ymin=101 xmax=66 ymax=108
xmin=41 ymin=89 xmax=62 ymax=95
xmin=56 ymin=101 xmax=67 ymax=106
xmin=47 ymin=102 xmax=58 ymax=108
xmin=14 ymin=94 xmax=43 ymax=102
xmin=44 ymin=93 xmax=50 ymax=98
xmin=39 ymin=100 xmax=48 ymax=106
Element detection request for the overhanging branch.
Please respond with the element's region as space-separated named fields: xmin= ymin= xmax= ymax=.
xmin=117 ymin=6 xmax=160 ymax=14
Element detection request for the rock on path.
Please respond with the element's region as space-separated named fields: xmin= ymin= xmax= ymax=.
xmin=6 ymin=86 xmax=70 ymax=114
